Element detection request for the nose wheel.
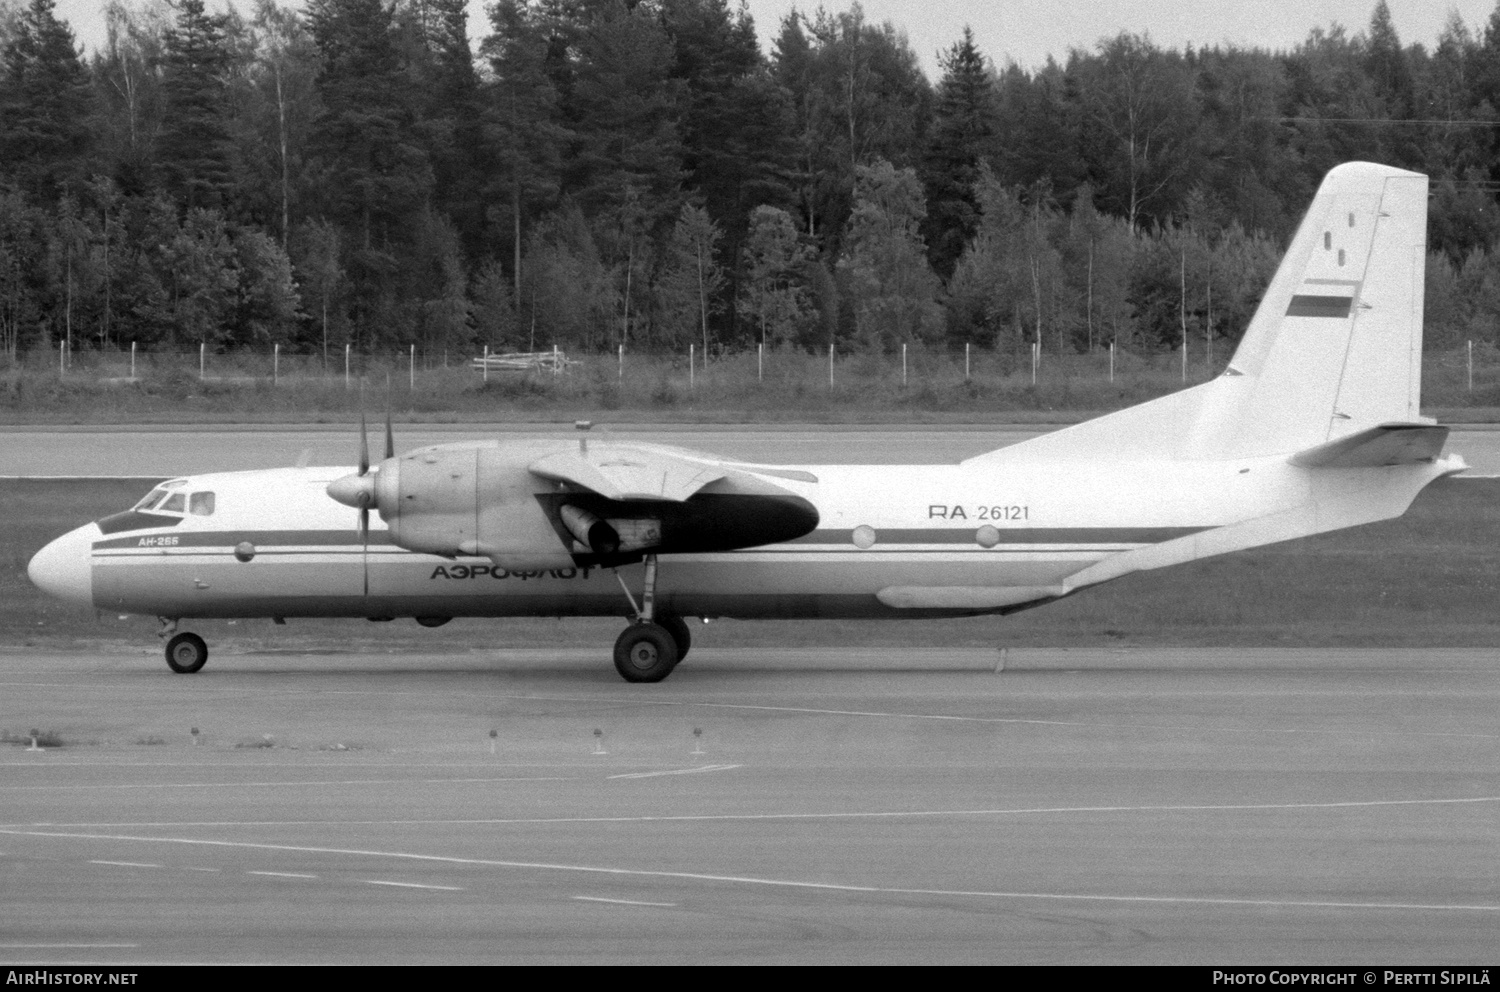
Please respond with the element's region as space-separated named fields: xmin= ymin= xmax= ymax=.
xmin=165 ymin=632 xmax=209 ymax=674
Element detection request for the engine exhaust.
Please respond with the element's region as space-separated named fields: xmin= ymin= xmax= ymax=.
xmin=559 ymin=505 xmax=621 ymax=555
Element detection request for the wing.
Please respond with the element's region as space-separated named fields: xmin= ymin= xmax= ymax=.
xmin=528 ymin=443 xmax=726 ymax=501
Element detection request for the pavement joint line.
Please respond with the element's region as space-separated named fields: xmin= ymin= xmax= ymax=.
xmin=18 ymin=830 xmax=1497 ymax=914
xmin=494 ymin=693 xmax=1500 ymax=740
xmin=365 ymin=880 xmax=464 ymax=891
xmin=0 ymin=944 xmax=140 ymax=949
xmin=88 ymin=859 xmax=161 ymax=868
xmin=12 ymin=792 xmax=1498 ymax=830
xmin=607 ymin=764 xmax=740 ymax=779
xmin=0 ymin=776 xmax=569 ymax=791
xmin=574 ymin=895 xmax=678 ymax=907
xmin=248 ymin=870 xmax=318 ymax=879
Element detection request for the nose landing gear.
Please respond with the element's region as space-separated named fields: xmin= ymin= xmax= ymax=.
xmin=158 ymin=618 xmax=207 ymax=673
xmin=165 ymin=632 xmax=209 ymax=674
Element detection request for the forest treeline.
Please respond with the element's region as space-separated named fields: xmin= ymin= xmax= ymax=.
xmin=1 ymin=0 xmax=1498 ymax=362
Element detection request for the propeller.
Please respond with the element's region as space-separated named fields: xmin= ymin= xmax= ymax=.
xmin=326 ymin=382 xmax=389 ymax=596
xmin=357 ymin=403 xmax=370 ymax=543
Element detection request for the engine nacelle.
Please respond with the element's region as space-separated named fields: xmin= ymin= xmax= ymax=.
xmin=372 ymin=444 xmax=575 ymax=570
xmin=329 ymin=439 xmax=820 ymax=569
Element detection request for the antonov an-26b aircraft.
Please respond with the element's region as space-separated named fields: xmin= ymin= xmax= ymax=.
xmin=29 ymin=162 xmax=1466 ymax=682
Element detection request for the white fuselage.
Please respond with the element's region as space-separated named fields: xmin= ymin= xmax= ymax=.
xmin=44 ymin=447 xmax=1439 ymax=622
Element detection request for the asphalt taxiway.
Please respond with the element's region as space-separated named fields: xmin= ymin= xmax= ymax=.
xmin=1 ymin=646 xmax=1495 ymax=964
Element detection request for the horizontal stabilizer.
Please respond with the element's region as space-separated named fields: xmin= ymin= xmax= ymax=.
xmin=1289 ymin=423 xmax=1449 ymax=468
xmin=529 ymin=444 xmax=724 ymax=501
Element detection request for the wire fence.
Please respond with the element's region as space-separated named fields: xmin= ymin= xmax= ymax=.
xmin=7 ymin=338 xmax=1500 ymax=411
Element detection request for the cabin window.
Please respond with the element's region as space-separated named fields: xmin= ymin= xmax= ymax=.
xmin=1323 ymin=232 xmax=1331 ymax=249
xmin=189 ymin=491 xmax=216 ymax=516
xmin=160 ymin=492 xmax=186 ymax=514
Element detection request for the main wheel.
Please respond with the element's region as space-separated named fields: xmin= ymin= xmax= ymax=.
xmin=658 ymin=614 xmax=692 ymax=662
xmin=165 ymin=632 xmax=208 ymax=674
xmin=613 ymin=623 xmax=678 ymax=683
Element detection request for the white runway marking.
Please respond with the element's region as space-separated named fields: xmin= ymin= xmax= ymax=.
xmin=18 ymin=793 xmax=1498 ymax=831
xmin=89 ymin=860 xmax=161 ymax=868
xmin=608 ymin=764 xmax=740 ymax=779
xmin=248 ymin=870 xmax=318 ymax=879
xmin=17 ymin=828 xmax=1498 ymax=914
xmin=365 ymin=880 xmax=463 ymax=891
xmin=0 ymin=776 xmax=565 ymax=791
xmin=574 ymin=895 xmax=678 ymax=907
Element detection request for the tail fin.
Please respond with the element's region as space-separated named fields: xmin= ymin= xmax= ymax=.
xmin=974 ymin=162 xmax=1429 ymax=465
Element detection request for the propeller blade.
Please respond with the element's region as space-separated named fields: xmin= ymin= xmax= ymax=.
xmin=384 ymin=392 xmax=394 ymax=461
xmin=358 ymin=405 xmax=369 ymax=476
xmin=360 ymin=506 xmax=369 ymax=597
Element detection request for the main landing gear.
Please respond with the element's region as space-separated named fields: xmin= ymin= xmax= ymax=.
xmin=159 ymin=618 xmax=209 ymax=674
xmin=611 ymin=554 xmax=692 ymax=683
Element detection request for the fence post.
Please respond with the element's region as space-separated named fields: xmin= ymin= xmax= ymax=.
xmin=410 ymin=343 xmax=415 ymax=391
xmin=130 ymin=340 xmax=136 ymax=381
xmin=902 ymin=342 xmax=907 ymax=388
xmin=199 ymin=341 xmax=205 ymax=380
xmin=758 ymin=342 xmax=763 ymax=383
xmin=274 ymin=343 xmax=279 ymax=386
xmin=618 ymin=343 xmax=623 ymax=382
xmin=482 ymin=344 xmax=489 ymax=384
xmin=344 ymin=343 xmax=350 ymax=389
xmin=689 ymin=343 xmax=695 ymax=390
xmin=1031 ymin=341 xmax=1038 ymax=386
xmin=829 ymin=342 xmax=835 ymax=388
xmin=965 ymin=342 xmax=970 ymax=381
xmin=58 ymin=340 xmax=64 ymax=379
xmin=1468 ymin=339 xmax=1474 ymax=392
xmin=552 ymin=343 xmax=559 ymax=376
xmin=1109 ymin=341 xmax=1115 ymax=383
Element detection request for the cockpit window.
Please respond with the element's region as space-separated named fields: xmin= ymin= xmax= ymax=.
xmin=132 ymin=487 xmax=168 ymax=511
xmin=188 ymin=491 xmax=215 ymax=516
xmin=160 ymin=493 xmax=186 ymax=513
xmin=131 ymin=479 xmax=189 ymax=512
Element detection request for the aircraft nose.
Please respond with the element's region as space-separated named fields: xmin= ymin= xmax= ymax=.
xmin=28 ymin=523 xmax=99 ymax=607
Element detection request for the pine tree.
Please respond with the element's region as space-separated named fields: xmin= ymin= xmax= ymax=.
xmin=307 ymin=0 xmax=433 ymax=346
xmin=0 ymin=0 xmax=92 ymax=200
xmin=660 ymin=0 xmax=795 ymax=344
xmin=920 ymin=26 xmax=994 ymax=280
xmin=1366 ymin=0 xmax=1414 ymax=118
xmin=159 ymin=0 xmax=236 ymax=212
xmin=480 ymin=0 xmax=566 ymax=297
